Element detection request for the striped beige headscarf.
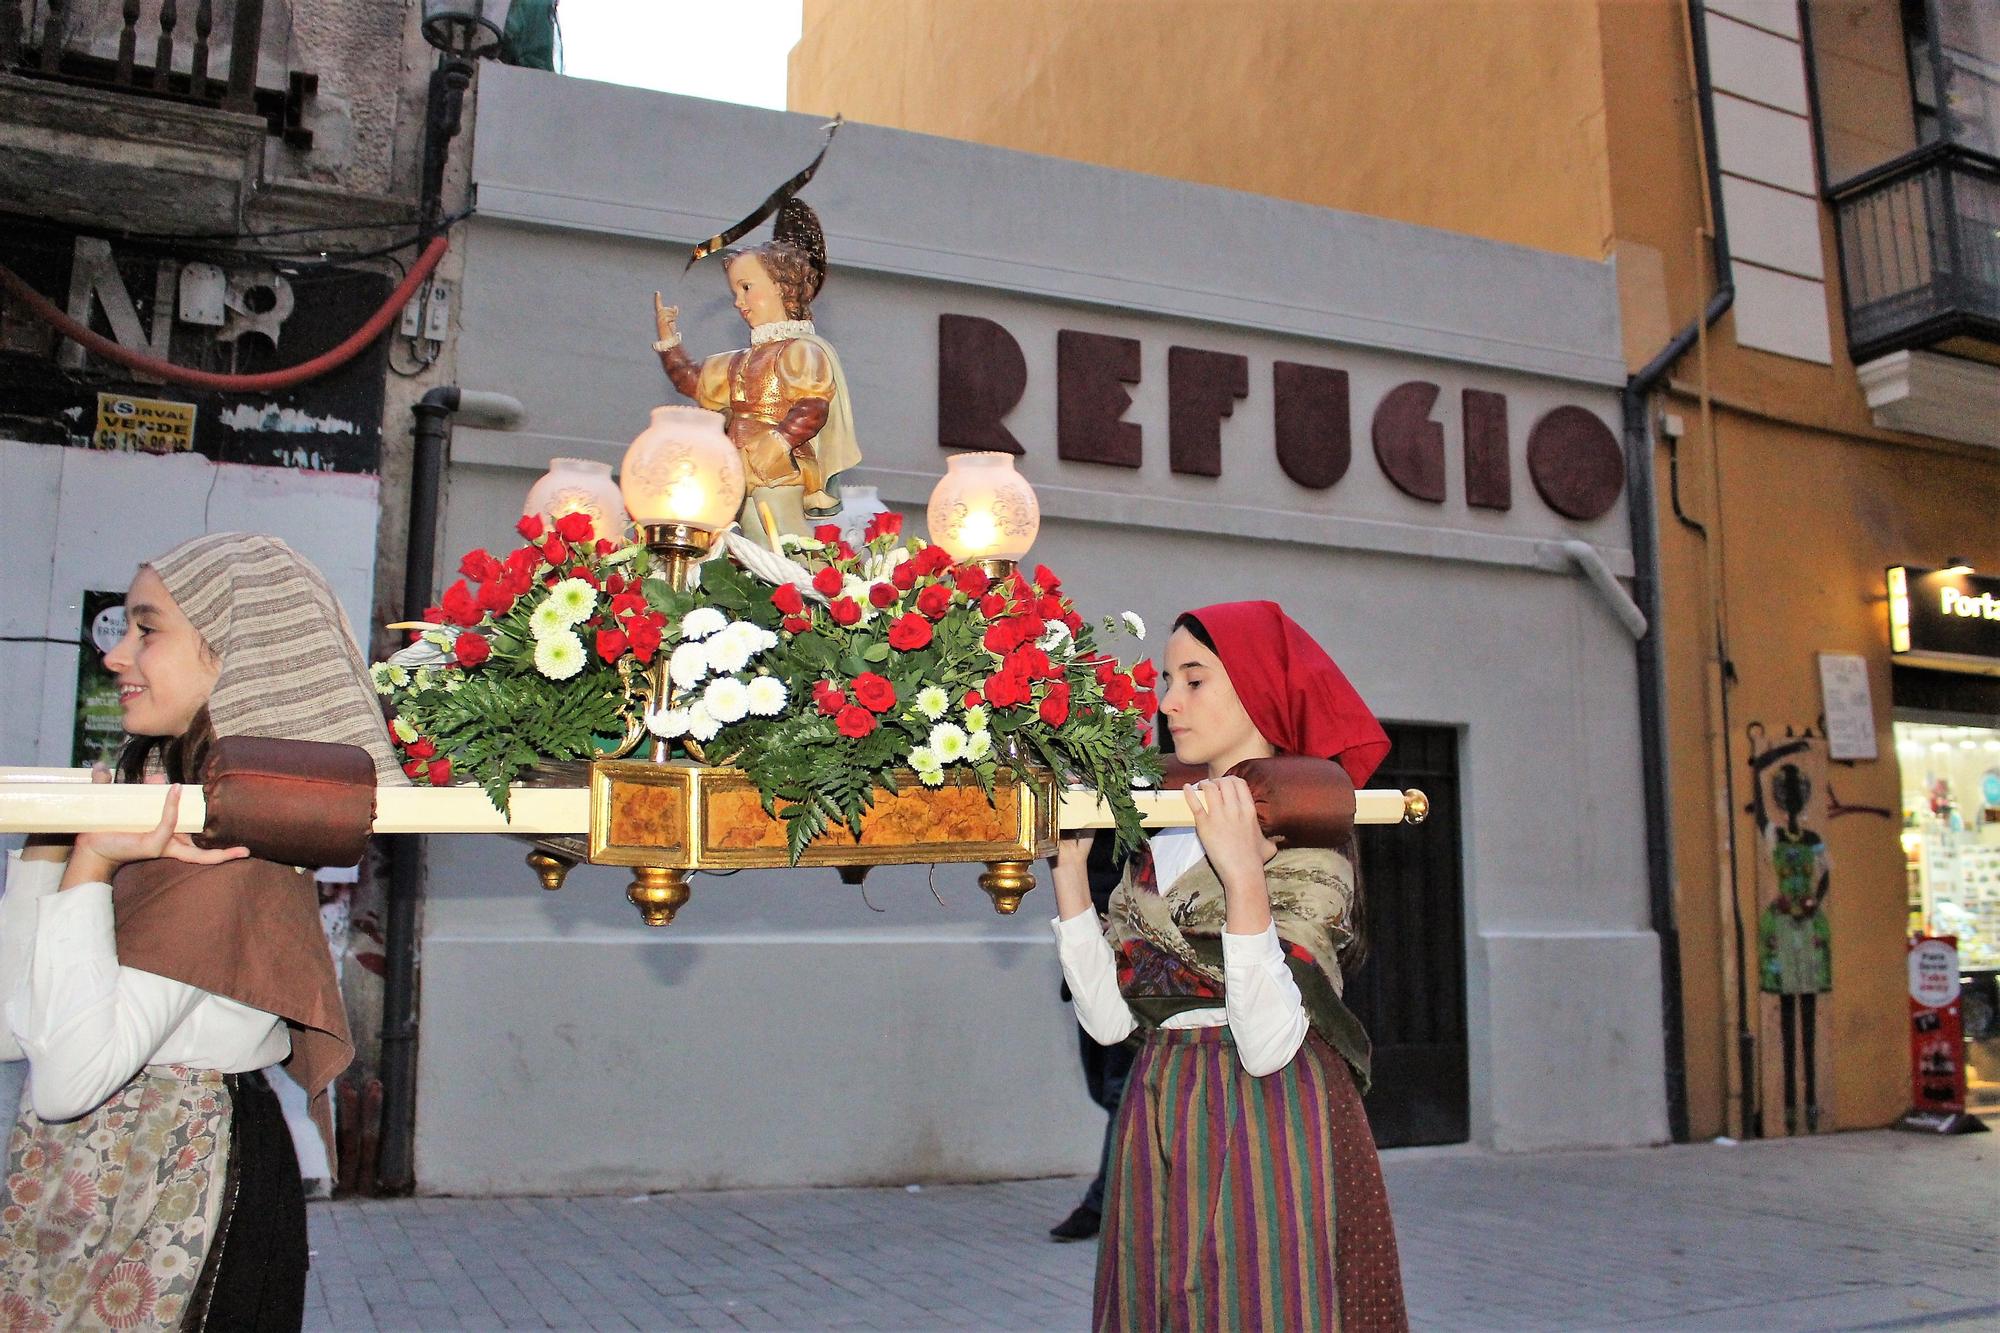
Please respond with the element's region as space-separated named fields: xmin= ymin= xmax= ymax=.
xmin=148 ymin=532 xmax=405 ymax=785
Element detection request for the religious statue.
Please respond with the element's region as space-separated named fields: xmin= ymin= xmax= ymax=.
xmin=651 ymin=121 xmax=859 ymax=548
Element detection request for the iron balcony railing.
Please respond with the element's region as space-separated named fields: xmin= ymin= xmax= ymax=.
xmin=0 ymin=1 xmax=310 ymax=144
xmin=1832 ymin=141 xmax=2000 ymax=363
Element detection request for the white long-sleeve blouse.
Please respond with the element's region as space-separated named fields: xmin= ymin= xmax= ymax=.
xmin=1052 ymin=828 xmax=1309 ymax=1077
xmin=0 ymin=851 xmax=289 ymax=1122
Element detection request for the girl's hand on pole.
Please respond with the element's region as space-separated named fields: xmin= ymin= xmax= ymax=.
xmin=59 ymin=784 xmax=249 ymax=890
xmin=1051 ymin=830 xmax=1096 ymax=921
xmin=1186 ymin=776 xmax=1277 ymax=934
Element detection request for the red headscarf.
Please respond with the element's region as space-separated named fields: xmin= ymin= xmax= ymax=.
xmin=1180 ymin=600 xmax=1390 ymax=787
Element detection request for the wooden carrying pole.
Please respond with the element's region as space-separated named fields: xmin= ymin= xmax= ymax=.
xmin=0 ymin=768 xmax=1425 ymax=834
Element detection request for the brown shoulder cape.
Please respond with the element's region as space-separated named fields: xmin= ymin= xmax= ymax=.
xmin=111 ymin=857 xmax=353 ymax=1109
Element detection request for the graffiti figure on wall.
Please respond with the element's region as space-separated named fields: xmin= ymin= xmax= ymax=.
xmin=1748 ymin=727 xmax=1833 ymax=1136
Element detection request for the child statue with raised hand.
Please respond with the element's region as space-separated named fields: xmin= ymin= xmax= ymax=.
xmin=652 ymin=195 xmax=861 ymax=548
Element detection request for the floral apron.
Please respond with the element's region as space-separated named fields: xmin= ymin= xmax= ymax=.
xmin=0 ymin=1067 xmax=231 ymax=1331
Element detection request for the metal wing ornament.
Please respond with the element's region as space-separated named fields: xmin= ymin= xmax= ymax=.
xmin=685 ymin=115 xmax=843 ymax=274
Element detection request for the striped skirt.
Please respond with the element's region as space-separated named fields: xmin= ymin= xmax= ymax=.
xmin=1093 ymin=1026 xmax=1408 ymax=1332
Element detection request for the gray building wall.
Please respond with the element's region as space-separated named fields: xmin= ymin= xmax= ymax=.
xmin=411 ymin=65 xmax=1666 ymax=1195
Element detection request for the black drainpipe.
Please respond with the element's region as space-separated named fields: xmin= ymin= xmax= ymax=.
xmin=373 ymin=385 xmax=459 ymax=1194
xmin=1621 ymin=0 xmax=1735 ymax=1145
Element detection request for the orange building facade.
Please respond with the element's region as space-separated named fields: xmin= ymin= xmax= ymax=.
xmin=792 ymin=0 xmax=2000 ymax=1141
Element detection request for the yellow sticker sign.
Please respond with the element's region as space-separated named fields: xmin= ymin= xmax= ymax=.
xmin=94 ymin=393 xmax=196 ymax=454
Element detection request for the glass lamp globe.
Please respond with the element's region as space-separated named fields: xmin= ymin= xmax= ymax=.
xmin=620 ymin=406 xmax=744 ymax=535
xmin=926 ymin=452 xmax=1040 ymax=572
xmin=524 ymin=458 xmax=628 ymax=537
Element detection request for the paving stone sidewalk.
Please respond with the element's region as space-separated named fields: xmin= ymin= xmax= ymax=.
xmin=305 ymin=1129 xmax=1997 ymax=1332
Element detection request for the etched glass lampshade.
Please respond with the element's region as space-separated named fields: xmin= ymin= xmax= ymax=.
xmin=926 ymin=452 xmax=1040 ymax=564
xmin=619 ymin=406 xmax=744 ymax=534
xmin=524 ymin=458 xmax=628 ymax=536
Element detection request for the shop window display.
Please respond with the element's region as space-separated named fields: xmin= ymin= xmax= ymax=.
xmin=1899 ymin=720 xmax=2000 ymax=1114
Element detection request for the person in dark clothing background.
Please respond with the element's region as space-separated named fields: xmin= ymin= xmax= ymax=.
xmin=1050 ymin=830 xmax=1136 ymax=1242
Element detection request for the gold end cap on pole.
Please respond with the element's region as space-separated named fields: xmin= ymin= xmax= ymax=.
xmin=525 ymin=849 xmax=576 ymax=891
xmin=1402 ymin=789 xmax=1430 ymax=825
xmin=628 ymin=865 xmax=692 ymax=926
xmin=978 ymin=859 xmax=1035 ymax=914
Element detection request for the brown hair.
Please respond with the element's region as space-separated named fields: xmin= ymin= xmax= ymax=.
xmin=721 ymin=242 xmax=817 ymax=321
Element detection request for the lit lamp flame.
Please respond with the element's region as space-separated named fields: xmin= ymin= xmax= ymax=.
xmin=926 ymin=451 xmax=1040 ymax=577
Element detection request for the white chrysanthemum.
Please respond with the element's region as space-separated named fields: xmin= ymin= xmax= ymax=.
xmin=910 ymin=746 xmax=945 ymax=787
xmin=646 ymin=706 xmax=691 ymax=738
xmin=686 ymin=701 xmax=721 ymax=743
xmin=529 ymin=599 xmax=570 ymax=641
xmin=668 ymin=640 xmax=710 ymax=689
xmin=703 ymin=623 xmax=756 ymax=673
xmin=702 ymin=676 xmax=751 ymax=724
xmin=840 ymin=574 xmax=871 ymax=603
xmin=1121 ymin=611 xmax=1146 ymax=640
xmin=390 ymin=716 xmax=418 ymax=743
xmin=681 ymin=606 xmax=727 ymax=640
xmin=746 ymin=675 xmax=788 ymax=716
xmin=963 ymin=705 xmax=989 ymax=734
xmin=928 ymin=722 xmax=969 ymax=763
xmin=1039 ymin=620 xmax=1073 ymax=653
xmin=966 ymin=729 xmax=993 ymax=761
xmin=549 ymin=578 xmax=597 ymax=624
xmin=533 ymin=630 xmax=586 ymax=680
xmin=916 ymin=686 xmax=951 ymax=721
xmin=1133 ymin=769 xmax=1154 ymax=787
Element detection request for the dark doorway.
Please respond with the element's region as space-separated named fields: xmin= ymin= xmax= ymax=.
xmin=1345 ymin=722 xmax=1469 ymax=1147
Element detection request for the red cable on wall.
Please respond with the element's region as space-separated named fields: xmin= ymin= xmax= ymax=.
xmin=0 ymin=234 xmax=450 ymax=394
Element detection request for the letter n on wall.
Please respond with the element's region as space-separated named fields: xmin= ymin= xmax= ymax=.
xmin=1057 ymin=330 xmax=1142 ymax=467
xmin=938 ymin=314 xmax=1027 ymax=454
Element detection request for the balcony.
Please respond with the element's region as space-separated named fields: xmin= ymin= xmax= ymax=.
xmin=1832 ymin=143 xmax=2000 ymax=365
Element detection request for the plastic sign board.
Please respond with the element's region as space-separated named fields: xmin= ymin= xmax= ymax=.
xmin=1899 ymin=935 xmax=1983 ymax=1135
xmin=93 ymin=392 xmax=196 ymax=454
xmin=1887 ymin=566 xmax=2000 ymax=677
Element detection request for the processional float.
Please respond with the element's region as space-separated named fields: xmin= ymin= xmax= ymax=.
xmin=0 ymin=123 xmax=1427 ymax=916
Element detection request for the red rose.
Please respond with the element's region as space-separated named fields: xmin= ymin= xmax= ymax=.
xmin=1009 ymin=645 xmax=1052 ymax=680
xmin=836 ymin=541 xmax=857 ymax=562
xmin=628 ymin=619 xmax=663 ymax=663
xmin=516 ymin=513 xmax=545 ymax=541
xmin=983 ymin=670 xmax=1025 ymax=709
xmin=402 ymin=758 xmax=425 ymax=779
xmin=813 ymin=565 xmax=844 ymax=598
xmin=782 ymin=615 xmax=813 ymax=634
xmin=963 ymin=689 xmax=983 ymax=708
xmin=1132 ymin=659 xmax=1158 ymax=687
xmin=890 ymin=562 xmax=918 ymax=591
xmin=441 ymin=580 xmax=481 ymax=627
xmin=915 ymin=584 xmax=953 ymax=620
xmin=887 ymin=614 xmax=933 ymax=651
xmin=596 ymin=538 xmax=619 ymax=556
xmin=772 ymin=583 xmax=805 ymax=615
xmin=952 ymin=565 xmax=990 ymax=598
xmin=864 ymin=511 xmax=905 ymax=542
xmin=605 ymin=573 xmax=627 ymax=595
xmin=427 ymin=757 xmax=453 ymax=786
xmin=569 ymin=566 xmax=602 ymax=588
xmin=554 ymin=511 xmax=596 ymax=544
xmin=1039 ymin=680 xmax=1072 ymax=727
xmin=852 ymin=672 xmax=897 ymax=713
xmin=406 ymin=737 xmax=437 ymax=759
xmin=1037 ymin=594 xmax=1067 ymax=621
xmin=595 ymin=628 xmax=628 ymax=662
xmin=978 ymin=592 xmax=1007 ymax=619
xmin=611 ymin=591 xmax=648 ymax=620
xmin=541 ymin=537 xmax=567 ymax=567
xmin=868 ymin=582 xmax=897 ymax=609
xmin=1033 ymin=564 xmax=1061 ymax=592
xmin=459 ymin=549 xmax=501 ymax=583
xmin=814 ymin=682 xmax=847 ymax=716
xmin=918 ymin=545 xmax=955 ymax=576
xmin=1104 ymin=674 xmax=1136 ymax=708
xmin=453 ymin=633 xmax=491 ymax=667
xmin=1064 ymin=612 xmax=1083 ymax=634
xmin=983 ymin=620 xmax=1023 ymax=655
xmin=813 ymin=524 xmax=844 ymax=544
xmin=829 ymin=597 xmax=863 ymax=627
xmin=1134 ymin=690 xmax=1158 ymax=719
xmin=478 ymin=582 xmax=516 ymax=616
xmin=543 ymin=573 xmax=560 ymax=587
xmin=835 ymin=705 xmax=877 ymax=739
xmin=1093 ymin=659 xmax=1116 ymax=685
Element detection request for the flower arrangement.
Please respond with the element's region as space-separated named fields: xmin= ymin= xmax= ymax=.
xmin=372 ymin=510 xmax=680 ymax=808
xmin=374 ymin=509 xmax=1161 ymax=859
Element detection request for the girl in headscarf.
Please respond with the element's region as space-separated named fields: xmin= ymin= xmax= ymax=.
xmin=1050 ymin=600 xmax=1407 ymax=1332
xmin=0 ymin=533 xmax=402 ymax=1330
